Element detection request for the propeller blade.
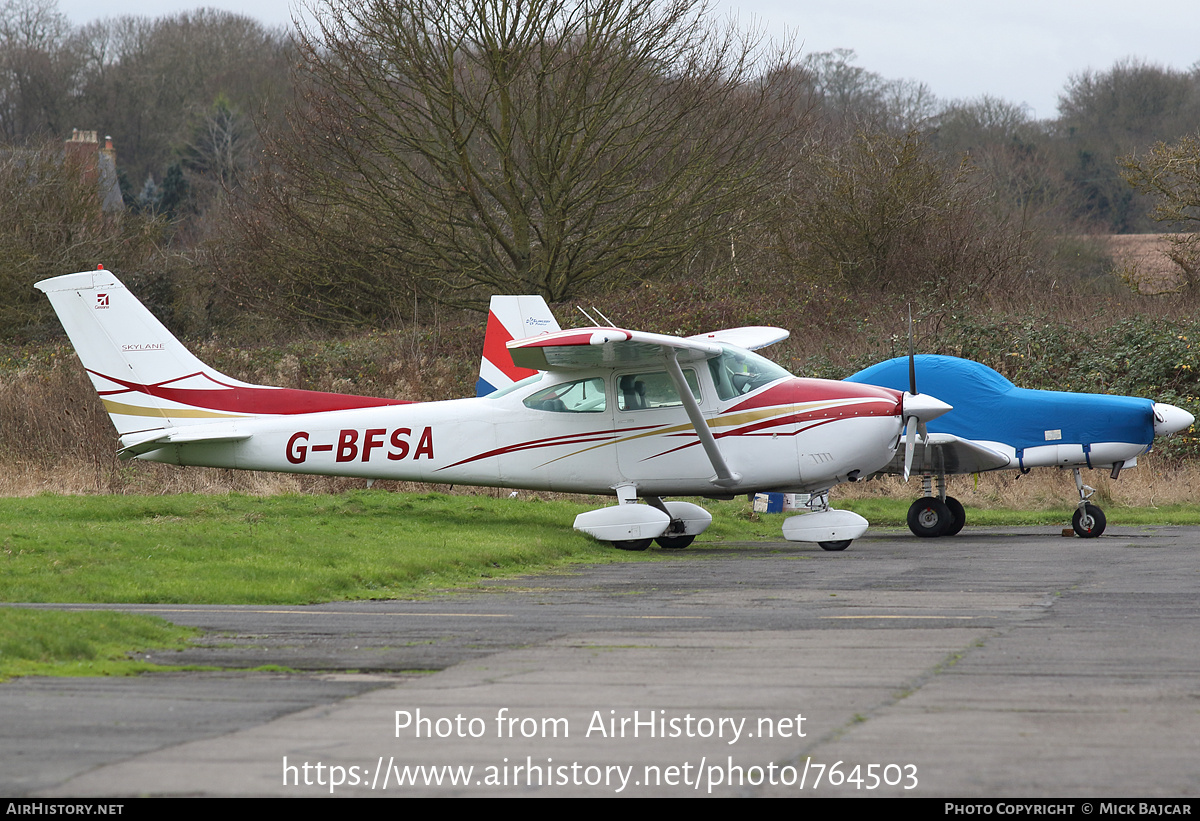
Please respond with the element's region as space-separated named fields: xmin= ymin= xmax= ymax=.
xmin=903 ymin=416 xmax=917 ymax=481
xmin=907 ymin=307 xmax=917 ymax=396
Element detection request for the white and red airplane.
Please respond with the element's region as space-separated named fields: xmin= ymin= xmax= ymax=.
xmin=37 ymin=269 xmax=951 ymax=551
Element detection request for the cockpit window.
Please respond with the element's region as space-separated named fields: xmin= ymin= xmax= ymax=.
xmin=522 ymin=377 xmax=607 ymax=413
xmin=709 ymin=345 xmax=791 ymax=400
xmin=617 ymin=370 xmax=701 ymax=411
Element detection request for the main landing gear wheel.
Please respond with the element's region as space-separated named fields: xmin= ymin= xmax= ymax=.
xmin=818 ymin=540 xmax=852 ymax=551
xmin=1072 ymin=504 xmax=1106 ymax=538
xmin=655 ymin=535 xmax=695 ymax=549
xmin=611 ymin=539 xmax=652 ymax=551
xmin=907 ymin=497 xmax=952 ymax=537
xmin=942 ymin=496 xmax=966 ymax=536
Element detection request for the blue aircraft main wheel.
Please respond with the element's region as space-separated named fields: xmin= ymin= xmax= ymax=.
xmin=943 ymin=496 xmax=967 ymax=536
xmin=908 ymin=497 xmax=952 ymax=537
xmin=1072 ymin=504 xmax=1106 ymax=538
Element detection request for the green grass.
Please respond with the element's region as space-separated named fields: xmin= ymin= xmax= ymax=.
xmin=3 ymin=490 xmax=1198 ymax=681
xmin=0 ymin=607 xmax=202 ymax=681
xmin=0 ymin=490 xmax=700 ymax=605
xmin=4 ymin=491 xmax=1198 ymax=607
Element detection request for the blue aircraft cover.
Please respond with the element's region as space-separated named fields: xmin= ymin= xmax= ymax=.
xmin=846 ymin=355 xmax=1155 ymax=453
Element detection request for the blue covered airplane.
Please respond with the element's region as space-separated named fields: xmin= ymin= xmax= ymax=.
xmin=846 ymin=355 xmax=1194 ymax=538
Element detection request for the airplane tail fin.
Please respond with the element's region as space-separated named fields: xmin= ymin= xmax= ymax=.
xmin=476 ymin=295 xmax=560 ymax=396
xmin=36 ymin=270 xmax=406 ymax=441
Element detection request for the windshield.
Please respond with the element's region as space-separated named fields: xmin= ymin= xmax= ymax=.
xmin=487 ymin=372 xmax=543 ymax=399
xmin=708 ymin=345 xmax=792 ymax=400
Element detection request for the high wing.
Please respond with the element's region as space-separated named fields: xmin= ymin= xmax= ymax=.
xmin=686 ymin=327 xmax=790 ymax=351
xmin=509 ymin=325 xmax=790 ymax=488
xmin=874 ymin=432 xmax=1011 ymax=476
xmin=507 ymin=324 xmax=790 ymax=372
xmin=507 ymin=327 xmax=725 ymax=371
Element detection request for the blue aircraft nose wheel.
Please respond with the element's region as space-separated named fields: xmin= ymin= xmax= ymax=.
xmin=1072 ymin=504 xmax=1106 ymax=538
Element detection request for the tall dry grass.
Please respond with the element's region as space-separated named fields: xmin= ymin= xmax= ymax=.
xmin=4 ymin=281 xmax=1197 ymax=505
xmin=0 ymin=330 xmax=473 ymax=497
xmin=837 ymin=453 xmax=1198 ymax=509
xmin=2 ymin=345 xmax=1193 ymax=507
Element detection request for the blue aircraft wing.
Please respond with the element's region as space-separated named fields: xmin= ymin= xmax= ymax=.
xmin=870 ymin=432 xmax=1011 ymax=475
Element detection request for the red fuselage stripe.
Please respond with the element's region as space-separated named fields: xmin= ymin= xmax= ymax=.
xmin=90 ymin=370 xmax=410 ymax=415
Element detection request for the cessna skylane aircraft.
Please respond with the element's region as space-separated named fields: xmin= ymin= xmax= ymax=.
xmin=37 ymin=269 xmax=952 ymax=551
xmin=846 ymin=355 xmax=1195 ymax=539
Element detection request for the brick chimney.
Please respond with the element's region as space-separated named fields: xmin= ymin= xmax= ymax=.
xmin=64 ymin=129 xmax=100 ymax=187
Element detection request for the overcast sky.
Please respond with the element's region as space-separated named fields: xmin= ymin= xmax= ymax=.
xmin=55 ymin=0 xmax=1200 ymax=120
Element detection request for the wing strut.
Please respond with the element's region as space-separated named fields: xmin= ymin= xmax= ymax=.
xmin=664 ymin=350 xmax=741 ymax=488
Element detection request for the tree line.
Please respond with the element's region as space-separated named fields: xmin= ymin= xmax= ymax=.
xmin=2 ymin=0 xmax=1200 ymax=340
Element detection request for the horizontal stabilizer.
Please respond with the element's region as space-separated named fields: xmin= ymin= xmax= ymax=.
xmin=118 ymin=427 xmax=252 ymax=459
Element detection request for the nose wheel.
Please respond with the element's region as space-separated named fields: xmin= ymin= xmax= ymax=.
xmin=1070 ymin=469 xmax=1106 ymax=538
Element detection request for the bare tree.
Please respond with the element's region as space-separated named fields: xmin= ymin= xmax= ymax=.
xmin=0 ymin=139 xmax=163 ymax=338
xmin=0 ymin=0 xmax=79 ymax=141
xmin=235 ymin=0 xmax=807 ymax=320
xmin=72 ymin=10 xmax=292 ymax=189
xmin=783 ymin=130 xmax=1044 ymax=298
xmin=1120 ymin=134 xmax=1200 ymax=286
xmin=180 ymin=93 xmax=253 ymax=198
xmin=799 ymin=49 xmax=937 ymax=135
xmin=1054 ymin=58 xmax=1200 ymax=232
